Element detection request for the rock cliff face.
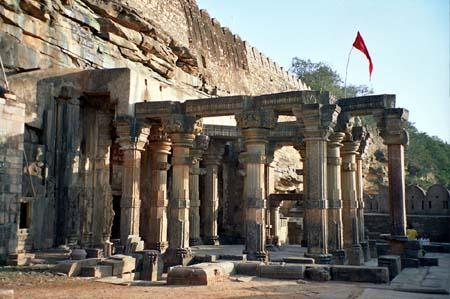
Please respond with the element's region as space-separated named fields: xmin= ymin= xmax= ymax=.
xmin=0 ymin=0 xmax=307 ymax=98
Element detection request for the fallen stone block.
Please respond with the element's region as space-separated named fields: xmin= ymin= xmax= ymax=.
xmin=217 ymin=262 xmax=235 ymax=275
xmin=282 ymin=257 xmax=315 ymax=264
xmin=110 ymin=255 xmax=136 ymax=273
xmin=101 ymin=255 xmax=136 ymax=276
xmin=234 ymin=262 xmax=262 ymax=276
xmin=167 ymin=263 xmax=227 ymax=285
xmin=401 ymin=258 xmax=419 ymax=268
xmin=118 ymin=272 xmax=137 ymax=281
xmin=305 ymin=266 xmax=331 ymax=281
xmin=0 ymin=289 xmax=14 ymax=299
xmin=219 ymin=254 xmax=247 ymax=261
xmin=331 ymin=265 xmax=389 ymax=283
xmin=378 ymin=255 xmax=401 ymax=280
xmin=192 ymin=255 xmax=217 ymax=264
xmin=80 ymin=265 xmax=113 ymax=278
xmin=70 ymin=249 xmax=87 ymax=260
xmin=140 ymin=250 xmax=163 ymax=281
xmin=419 ymin=257 xmax=439 ymax=267
xmin=86 ymin=248 xmax=103 ymax=259
xmin=53 ymin=258 xmax=101 ymax=277
xmin=259 ymin=264 xmax=305 ymax=280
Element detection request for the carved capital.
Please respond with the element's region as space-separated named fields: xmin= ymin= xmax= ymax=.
xmin=162 ymin=114 xmax=203 ymax=135
xmin=235 ymin=109 xmax=277 ymax=129
xmin=293 ymin=104 xmax=341 ymax=140
xmin=377 ymin=108 xmax=409 ymax=145
xmin=115 ymin=116 xmax=150 ymax=151
xmin=341 ymin=140 xmax=360 ymax=156
xmin=328 ymin=132 xmax=345 ymax=148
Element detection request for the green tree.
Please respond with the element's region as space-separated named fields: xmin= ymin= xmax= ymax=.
xmin=290 ymin=58 xmax=372 ymax=98
xmin=290 ymin=57 xmax=450 ymax=188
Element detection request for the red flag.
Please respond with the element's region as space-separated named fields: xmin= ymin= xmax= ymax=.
xmin=352 ymin=31 xmax=373 ymax=77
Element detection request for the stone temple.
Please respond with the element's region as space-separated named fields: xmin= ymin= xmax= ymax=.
xmin=0 ymin=0 xmax=449 ymax=295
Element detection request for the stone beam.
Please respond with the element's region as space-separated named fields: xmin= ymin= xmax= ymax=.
xmin=337 ymin=94 xmax=396 ymax=116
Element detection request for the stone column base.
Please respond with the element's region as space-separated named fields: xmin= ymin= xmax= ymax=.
xmin=387 ymin=236 xmax=408 ymax=257
xmin=360 ymin=241 xmax=371 ymax=262
xmin=348 ymin=244 xmax=364 ymax=266
xmin=163 ymin=248 xmax=193 ymax=269
xmin=304 ymin=253 xmax=332 ymax=264
xmin=189 ymin=238 xmax=203 ymax=246
xmin=203 ymin=236 xmax=220 ymax=246
xmin=330 ymin=249 xmax=346 ymax=265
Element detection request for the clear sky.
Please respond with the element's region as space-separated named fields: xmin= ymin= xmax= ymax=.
xmin=197 ymin=0 xmax=450 ymax=142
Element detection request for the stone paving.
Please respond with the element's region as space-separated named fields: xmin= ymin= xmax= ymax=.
xmin=193 ymin=245 xmax=450 ymax=296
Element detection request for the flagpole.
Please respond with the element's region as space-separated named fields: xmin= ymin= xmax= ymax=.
xmin=343 ymin=46 xmax=353 ymax=98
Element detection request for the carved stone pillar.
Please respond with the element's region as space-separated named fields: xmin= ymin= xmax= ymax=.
xmin=293 ymin=104 xmax=340 ymax=264
xmin=341 ymin=137 xmax=364 ymax=265
xmin=294 ymin=141 xmax=307 ymax=247
xmin=378 ymin=109 xmax=409 ymax=240
xmin=354 ymin=126 xmax=370 ymax=261
xmin=162 ymin=114 xmax=202 ymax=266
xmin=147 ymin=126 xmax=171 ymax=252
xmin=236 ymin=109 xmax=276 ymax=261
xmin=189 ymin=134 xmax=209 ymax=246
xmin=202 ymin=140 xmax=224 ymax=245
xmin=116 ymin=117 xmax=150 ymax=246
xmin=269 ymin=199 xmax=283 ymax=247
xmin=327 ymin=132 xmax=346 ymax=264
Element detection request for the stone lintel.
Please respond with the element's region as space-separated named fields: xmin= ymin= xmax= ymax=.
xmin=235 ymin=109 xmax=277 ymax=130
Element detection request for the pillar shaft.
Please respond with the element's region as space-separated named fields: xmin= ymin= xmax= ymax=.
xmin=240 ymin=134 xmax=268 ymax=260
xmin=341 ymin=141 xmax=360 ymax=248
xmin=387 ymin=144 xmax=407 ymax=237
xmin=116 ymin=117 xmax=149 ymax=246
xmin=189 ymin=134 xmax=209 ymax=246
xmin=236 ymin=109 xmax=276 ymax=261
xmin=203 ymin=160 xmax=220 ymax=245
xmin=378 ymin=108 xmax=409 ymax=239
xmin=162 ymin=114 xmax=202 ymax=266
xmin=327 ymin=133 xmax=345 ymax=252
xmin=189 ymin=160 xmax=202 ymax=245
xmin=168 ymin=133 xmax=194 ymax=251
xmin=355 ymin=156 xmax=365 ymax=242
xmin=294 ymin=104 xmax=340 ymax=264
xmin=148 ymin=135 xmax=171 ymax=252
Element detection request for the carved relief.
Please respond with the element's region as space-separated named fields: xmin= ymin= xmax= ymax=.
xmin=162 ymin=114 xmax=202 ymax=135
xmin=235 ymin=109 xmax=276 ymax=129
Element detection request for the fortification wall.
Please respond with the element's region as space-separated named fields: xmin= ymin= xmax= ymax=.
xmin=0 ymin=0 xmax=307 ymax=99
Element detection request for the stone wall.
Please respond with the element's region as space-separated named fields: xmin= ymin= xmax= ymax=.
xmin=0 ymin=0 xmax=306 ymax=99
xmin=0 ymin=93 xmax=25 ymax=257
xmin=365 ymin=213 xmax=450 ymax=242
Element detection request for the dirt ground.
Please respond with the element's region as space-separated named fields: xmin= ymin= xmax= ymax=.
xmin=0 ymin=268 xmax=367 ymax=299
xmin=1 ymin=264 xmax=448 ymax=299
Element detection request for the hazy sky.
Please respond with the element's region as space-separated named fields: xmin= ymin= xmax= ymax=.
xmin=197 ymin=0 xmax=449 ymax=142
